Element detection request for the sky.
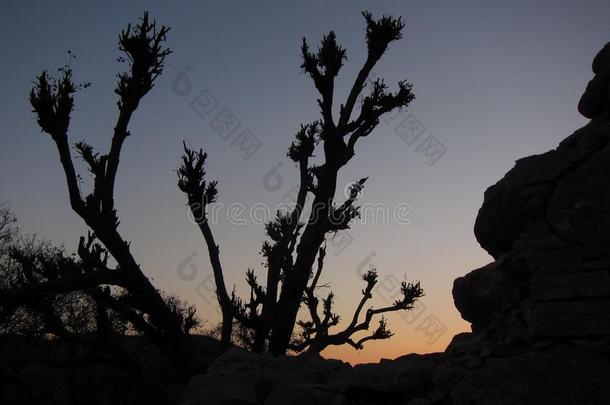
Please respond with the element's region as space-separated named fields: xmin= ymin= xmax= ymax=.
xmin=0 ymin=0 xmax=608 ymax=363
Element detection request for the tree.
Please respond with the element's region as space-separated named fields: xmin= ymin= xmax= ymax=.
xmin=0 ymin=207 xmax=200 ymax=340
xmin=0 ymin=205 xmax=119 ymax=337
xmin=2 ymin=10 xmax=424 ymax=360
xmin=0 ymin=204 xmax=17 ymax=256
xmin=293 ymin=258 xmax=423 ymax=354
xmin=178 ymin=11 xmax=423 ymax=355
xmin=0 ymin=13 xmax=197 ymax=357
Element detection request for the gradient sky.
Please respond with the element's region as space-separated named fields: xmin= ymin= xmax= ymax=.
xmin=1 ymin=0 xmax=608 ymax=363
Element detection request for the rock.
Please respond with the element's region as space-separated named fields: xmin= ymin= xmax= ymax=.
xmin=407 ymin=399 xmax=432 ymax=405
xmin=512 ymin=246 xmax=582 ymax=276
xmin=265 ymin=385 xmax=338 ymax=405
xmin=452 ymin=257 xmax=526 ymax=329
xmin=530 ymin=270 xmax=610 ymax=301
xmin=407 ymin=391 xmax=446 ymax=405
xmin=472 ymin=145 xmax=589 ymax=259
xmin=0 ymin=335 xmax=194 ymax=405
xmin=546 ymin=141 xmax=610 ymax=257
xmin=578 ymin=75 xmax=609 ymax=118
xmin=459 ymin=42 xmax=610 ymax=352
xmin=531 ymin=298 xmax=610 ymax=337
xmin=447 ymin=41 xmax=610 ymax=405
xmin=474 ymin=116 xmax=610 ymax=260
xmin=463 ymin=355 xmax=484 ymax=369
xmin=451 ymin=345 xmax=610 ymax=405
xmin=338 ymin=362 xmax=424 ymax=397
xmin=430 ymin=364 xmax=467 ymax=392
xmin=445 ymin=332 xmax=484 ymax=355
xmin=179 ymin=348 xmax=349 ymax=405
xmin=592 ymin=42 xmax=610 ymax=74
xmin=578 ymin=42 xmax=610 ymax=118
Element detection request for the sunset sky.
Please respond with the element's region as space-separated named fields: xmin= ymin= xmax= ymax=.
xmin=1 ymin=0 xmax=608 ymax=363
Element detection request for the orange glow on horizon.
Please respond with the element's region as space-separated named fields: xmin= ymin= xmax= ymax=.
xmin=321 ymin=319 xmax=470 ymax=365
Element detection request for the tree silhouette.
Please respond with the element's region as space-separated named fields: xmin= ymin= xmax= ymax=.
xmin=294 ymin=263 xmax=423 ymax=354
xmin=0 ymin=14 xmax=198 ymax=358
xmin=0 ymin=11 xmax=424 ymax=361
xmin=178 ymin=11 xmax=423 ymax=355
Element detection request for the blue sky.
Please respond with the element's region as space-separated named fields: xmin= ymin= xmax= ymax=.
xmin=1 ymin=0 xmax=608 ymax=362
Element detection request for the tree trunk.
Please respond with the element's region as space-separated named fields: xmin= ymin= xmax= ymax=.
xmin=268 ymin=165 xmax=339 ymax=355
xmin=94 ymin=226 xmax=183 ymax=337
xmin=220 ymin=308 xmax=233 ymax=345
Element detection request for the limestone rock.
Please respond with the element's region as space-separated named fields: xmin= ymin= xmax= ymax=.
xmin=531 ymin=298 xmax=610 ymax=337
xmin=452 ymin=257 xmax=526 ymax=329
xmin=458 ymin=43 xmax=610 ymax=349
xmin=578 ymin=42 xmax=610 ymax=118
xmin=530 ymin=270 xmax=610 ymax=301
xmin=451 ymin=344 xmax=610 ymax=405
xmin=179 ymin=348 xmax=349 ymax=405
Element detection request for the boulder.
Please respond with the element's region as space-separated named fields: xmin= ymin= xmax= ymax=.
xmin=452 ymin=257 xmax=526 ymax=329
xmin=530 ymin=270 xmax=610 ymax=301
xmin=451 ymin=344 xmax=610 ymax=405
xmin=578 ymin=42 xmax=610 ymax=118
xmin=180 ymin=348 xmax=349 ymax=405
xmin=457 ymin=42 xmax=610 ymax=348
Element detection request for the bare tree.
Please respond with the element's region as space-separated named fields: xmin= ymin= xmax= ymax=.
xmin=2 ymin=10 xmax=424 ymax=360
xmin=0 ymin=206 xmax=201 ymax=340
xmin=0 ymin=13 xmax=194 ymax=352
xmin=0 ymin=205 xmax=16 ymax=255
xmin=177 ymin=145 xmax=233 ymax=343
xmin=178 ymin=11 xmax=422 ymax=355
xmin=293 ymin=257 xmax=424 ymax=354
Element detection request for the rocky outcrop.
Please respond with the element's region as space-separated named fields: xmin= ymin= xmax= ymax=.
xmin=446 ymin=41 xmax=610 ymax=402
xmin=0 ymin=335 xmax=227 ymax=405
xmin=450 ymin=343 xmax=610 ymax=404
xmin=579 ymin=42 xmax=610 ymax=118
xmin=179 ymin=340 xmax=610 ymax=405
xmin=180 ymin=348 xmax=460 ymax=405
xmin=455 ymin=42 xmax=610 ymax=350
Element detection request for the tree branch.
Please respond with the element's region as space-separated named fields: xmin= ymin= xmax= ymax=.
xmin=178 ymin=142 xmax=233 ymax=343
xmin=29 ymin=13 xmax=183 ymax=339
xmin=338 ymin=12 xmax=405 ymax=129
xmin=104 ymin=12 xmax=170 ymax=214
xmin=0 ymin=270 xmax=125 ymax=307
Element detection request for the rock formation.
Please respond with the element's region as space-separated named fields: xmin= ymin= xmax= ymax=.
xmin=456 ymin=40 xmax=610 ymax=351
